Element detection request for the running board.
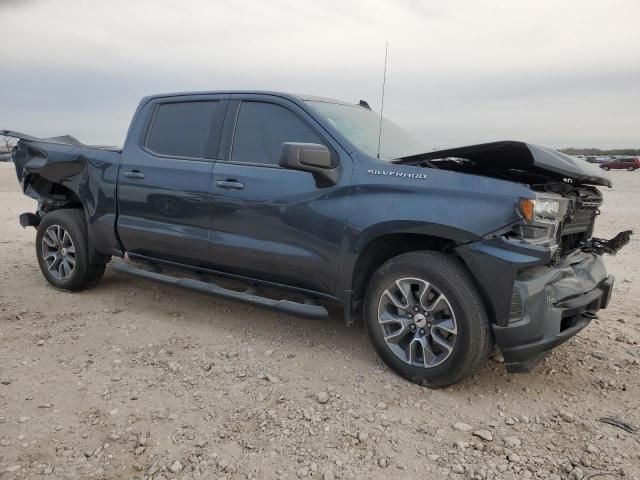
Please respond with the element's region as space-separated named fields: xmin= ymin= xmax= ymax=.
xmin=110 ymin=261 xmax=328 ymax=320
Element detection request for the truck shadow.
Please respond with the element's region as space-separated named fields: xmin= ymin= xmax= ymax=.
xmin=99 ymin=268 xmax=377 ymax=356
xmin=97 ymin=268 xmax=600 ymax=400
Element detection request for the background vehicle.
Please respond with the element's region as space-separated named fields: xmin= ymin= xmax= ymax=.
xmin=600 ymin=156 xmax=640 ymax=171
xmin=2 ymin=91 xmax=627 ymax=387
xmin=586 ymin=156 xmax=611 ymax=163
xmin=0 ymin=144 xmax=13 ymax=162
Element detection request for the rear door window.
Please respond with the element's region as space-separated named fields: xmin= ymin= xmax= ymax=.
xmin=231 ymin=101 xmax=324 ymax=166
xmin=146 ymin=101 xmax=227 ymax=159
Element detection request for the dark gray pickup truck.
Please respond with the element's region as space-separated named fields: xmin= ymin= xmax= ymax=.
xmin=2 ymin=91 xmax=631 ymax=387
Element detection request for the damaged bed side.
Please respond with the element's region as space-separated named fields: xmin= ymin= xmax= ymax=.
xmin=1 ymin=129 xmax=122 ymax=262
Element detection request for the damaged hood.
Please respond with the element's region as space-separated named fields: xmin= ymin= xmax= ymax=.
xmin=396 ymin=141 xmax=612 ymax=187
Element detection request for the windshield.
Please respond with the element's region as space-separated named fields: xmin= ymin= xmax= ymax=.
xmin=306 ymin=100 xmax=426 ymax=160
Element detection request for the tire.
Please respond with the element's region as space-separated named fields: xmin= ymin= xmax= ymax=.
xmin=627 ymin=166 xmax=635 ymax=171
xmin=364 ymin=251 xmax=492 ymax=387
xmin=601 ymin=166 xmax=609 ymax=170
xmin=36 ymin=209 xmax=106 ymax=291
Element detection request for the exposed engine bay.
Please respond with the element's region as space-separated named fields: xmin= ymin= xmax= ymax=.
xmin=506 ymin=183 xmax=631 ymax=264
xmin=529 ymin=183 xmax=602 ymax=260
xmin=396 ymin=140 xmax=632 ymax=263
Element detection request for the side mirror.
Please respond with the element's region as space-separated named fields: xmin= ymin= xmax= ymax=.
xmin=279 ymin=142 xmax=338 ymax=187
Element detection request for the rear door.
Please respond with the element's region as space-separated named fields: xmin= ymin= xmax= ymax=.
xmin=117 ymin=95 xmax=229 ymax=266
xmin=208 ymin=95 xmax=351 ymax=295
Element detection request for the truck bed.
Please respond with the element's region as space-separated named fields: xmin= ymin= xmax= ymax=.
xmin=1 ymin=129 xmax=121 ymax=151
xmin=2 ymin=129 xmax=122 ymax=260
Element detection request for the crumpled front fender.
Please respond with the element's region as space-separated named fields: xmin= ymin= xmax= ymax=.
xmin=456 ymin=237 xmax=552 ymax=326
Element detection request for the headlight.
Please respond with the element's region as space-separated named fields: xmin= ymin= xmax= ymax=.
xmin=533 ymin=199 xmax=560 ymax=219
xmin=516 ymin=194 xmax=568 ymax=246
xmin=518 ymin=197 xmax=562 ymax=222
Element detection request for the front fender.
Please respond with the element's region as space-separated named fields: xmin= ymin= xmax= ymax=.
xmin=334 ymin=161 xmax=537 ymax=318
xmin=350 ymin=220 xmax=480 ymax=253
xmin=456 ymin=237 xmax=551 ymax=326
xmin=335 ymin=218 xmax=483 ymax=310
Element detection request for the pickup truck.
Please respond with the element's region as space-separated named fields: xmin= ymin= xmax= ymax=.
xmin=2 ymin=91 xmax=631 ymax=387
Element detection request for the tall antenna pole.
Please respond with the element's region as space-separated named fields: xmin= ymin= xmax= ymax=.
xmin=376 ymin=42 xmax=389 ymax=159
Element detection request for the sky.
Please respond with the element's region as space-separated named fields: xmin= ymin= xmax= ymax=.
xmin=0 ymin=0 xmax=638 ymax=149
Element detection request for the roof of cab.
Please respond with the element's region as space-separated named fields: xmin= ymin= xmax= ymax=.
xmin=141 ymin=90 xmax=363 ymax=108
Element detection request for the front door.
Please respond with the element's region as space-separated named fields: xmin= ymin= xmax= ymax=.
xmin=117 ymin=96 xmax=229 ymax=266
xmin=209 ymin=96 xmax=351 ymax=296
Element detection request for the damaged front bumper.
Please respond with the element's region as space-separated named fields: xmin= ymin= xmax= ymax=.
xmin=457 ymin=236 xmax=620 ymax=373
xmin=493 ymin=250 xmax=612 ymax=372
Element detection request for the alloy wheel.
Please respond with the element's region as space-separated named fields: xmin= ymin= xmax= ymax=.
xmin=41 ymin=224 xmax=76 ymax=280
xmin=377 ymin=277 xmax=457 ymax=368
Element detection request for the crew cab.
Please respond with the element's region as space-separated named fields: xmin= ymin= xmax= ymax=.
xmin=2 ymin=91 xmax=631 ymax=387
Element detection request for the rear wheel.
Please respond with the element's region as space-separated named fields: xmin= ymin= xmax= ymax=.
xmin=628 ymin=166 xmax=635 ymax=171
xmin=364 ymin=251 xmax=492 ymax=387
xmin=36 ymin=209 xmax=106 ymax=291
xmin=601 ymin=165 xmax=610 ymax=170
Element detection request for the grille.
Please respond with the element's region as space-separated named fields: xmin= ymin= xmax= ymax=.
xmin=562 ymin=208 xmax=596 ymax=235
xmin=577 ymin=191 xmax=603 ymax=209
xmin=578 ymin=199 xmax=602 ymax=208
xmin=558 ymin=193 xmax=598 ymax=256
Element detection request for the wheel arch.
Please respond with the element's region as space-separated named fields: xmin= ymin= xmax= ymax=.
xmin=28 ymin=178 xmax=110 ymax=264
xmin=338 ymin=222 xmax=481 ymax=324
xmin=24 ymin=174 xmax=84 ymax=211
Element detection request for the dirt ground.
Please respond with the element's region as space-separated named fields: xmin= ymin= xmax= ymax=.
xmin=0 ymin=162 xmax=638 ymax=480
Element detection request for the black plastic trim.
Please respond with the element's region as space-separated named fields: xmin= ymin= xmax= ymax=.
xmin=19 ymin=212 xmax=40 ymax=228
xmin=495 ymin=276 xmax=612 ymax=372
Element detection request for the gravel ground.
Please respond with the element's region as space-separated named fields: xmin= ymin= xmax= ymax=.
xmin=0 ymin=162 xmax=639 ymax=480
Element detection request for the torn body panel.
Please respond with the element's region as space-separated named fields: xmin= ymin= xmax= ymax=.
xmin=1 ymin=129 xmax=120 ymax=150
xmin=496 ymin=249 xmax=612 ymax=372
xmin=3 ymin=130 xmax=122 ymax=259
xmin=458 ymin=232 xmax=621 ymax=372
xmin=396 ymin=140 xmax=612 ymax=187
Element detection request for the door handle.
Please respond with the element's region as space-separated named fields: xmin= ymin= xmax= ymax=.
xmin=216 ymin=179 xmax=245 ymax=190
xmin=124 ymin=170 xmax=145 ymax=180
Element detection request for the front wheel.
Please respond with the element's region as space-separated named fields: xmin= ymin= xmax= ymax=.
xmin=628 ymin=166 xmax=635 ymax=171
xmin=36 ymin=209 xmax=106 ymax=291
xmin=601 ymin=165 xmax=610 ymax=170
xmin=364 ymin=251 xmax=492 ymax=387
